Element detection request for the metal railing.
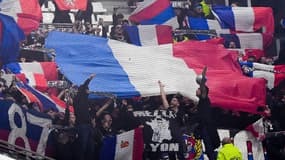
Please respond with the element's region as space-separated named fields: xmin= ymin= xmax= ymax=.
xmin=0 ymin=139 xmax=55 ymax=160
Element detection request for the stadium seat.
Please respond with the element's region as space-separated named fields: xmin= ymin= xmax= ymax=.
xmin=92 ymin=2 xmax=107 ymax=14
xmin=97 ymin=15 xmax=113 ymax=24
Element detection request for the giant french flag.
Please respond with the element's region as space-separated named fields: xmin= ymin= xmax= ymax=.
xmin=0 ymin=13 xmax=25 ymax=64
xmin=100 ymin=128 xmax=143 ymax=160
xmin=186 ymin=17 xmax=230 ymax=40
xmin=124 ymin=25 xmax=173 ymax=46
xmin=45 ymin=31 xmax=266 ymax=114
xmin=129 ymin=0 xmax=178 ymax=28
xmin=240 ymin=62 xmax=285 ymax=89
xmin=220 ymin=33 xmax=271 ymax=50
xmin=212 ymin=6 xmax=274 ymax=35
xmin=0 ymin=100 xmax=55 ymax=156
xmin=0 ymin=0 xmax=42 ymax=35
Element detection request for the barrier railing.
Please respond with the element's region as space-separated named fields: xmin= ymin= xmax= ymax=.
xmin=0 ymin=139 xmax=55 ymax=160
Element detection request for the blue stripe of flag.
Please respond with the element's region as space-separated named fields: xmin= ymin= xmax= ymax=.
xmin=45 ymin=31 xmax=140 ymax=98
xmin=124 ymin=26 xmax=142 ymax=46
xmin=188 ymin=17 xmax=211 ymax=40
xmin=140 ymin=6 xmax=175 ymax=25
xmin=100 ymin=135 xmax=117 ymax=160
xmin=212 ymin=6 xmax=235 ymax=30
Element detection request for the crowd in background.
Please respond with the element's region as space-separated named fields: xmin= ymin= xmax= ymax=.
xmin=1 ymin=0 xmax=285 ymax=160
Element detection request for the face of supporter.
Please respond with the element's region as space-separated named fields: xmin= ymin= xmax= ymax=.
xmin=115 ymin=25 xmax=124 ymax=34
xmin=170 ymin=97 xmax=179 ymax=108
xmin=47 ymin=110 xmax=56 ymax=119
xmin=69 ymin=113 xmax=76 ymax=126
xmin=260 ymin=56 xmax=267 ymax=64
xmin=102 ymin=114 xmax=112 ymax=129
xmin=229 ymin=41 xmax=236 ymax=48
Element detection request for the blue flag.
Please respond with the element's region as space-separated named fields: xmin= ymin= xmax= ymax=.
xmin=0 ymin=13 xmax=25 ymax=64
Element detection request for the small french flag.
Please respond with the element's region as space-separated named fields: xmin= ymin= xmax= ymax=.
xmin=212 ymin=6 xmax=274 ymax=34
xmin=124 ymin=25 xmax=173 ymax=46
xmin=100 ymin=128 xmax=144 ymax=160
xmin=4 ymin=62 xmax=58 ymax=92
xmin=220 ymin=33 xmax=269 ymax=50
xmin=186 ymin=17 xmax=230 ymax=40
xmin=129 ymin=0 xmax=177 ymax=27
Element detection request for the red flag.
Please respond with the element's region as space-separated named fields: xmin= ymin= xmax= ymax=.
xmin=54 ymin=0 xmax=87 ymax=10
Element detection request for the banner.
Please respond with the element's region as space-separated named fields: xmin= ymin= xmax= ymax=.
xmin=133 ymin=110 xmax=180 ymax=153
xmin=0 ymin=100 xmax=54 ymax=156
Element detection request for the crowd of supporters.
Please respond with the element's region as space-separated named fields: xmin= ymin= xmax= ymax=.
xmin=1 ymin=0 xmax=285 ymax=160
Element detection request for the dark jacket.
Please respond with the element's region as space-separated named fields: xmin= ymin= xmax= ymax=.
xmin=73 ymin=78 xmax=92 ymax=125
xmin=197 ymin=95 xmax=220 ymax=149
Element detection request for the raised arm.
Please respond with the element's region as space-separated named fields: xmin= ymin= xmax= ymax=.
xmin=83 ymin=73 xmax=96 ymax=87
xmin=96 ymin=98 xmax=114 ymax=118
xmin=196 ymin=67 xmax=208 ymax=99
xmin=158 ymin=81 xmax=170 ymax=109
xmin=78 ymin=73 xmax=96 ymax=94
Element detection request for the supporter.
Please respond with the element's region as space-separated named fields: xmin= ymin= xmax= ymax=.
xmin=75 ymin=0 xmax=93 ymax=24
xmin=174 ymin=34 xmax=189 ymax=43
xmin=115 ymin=99 xmax=143 ymax=132
xmin=110 ymin=24 xmax=130 ymax=43
xmin=73 ymin=73 xmax=96 ymax=160
xmin=90 ymin=115 xmax=103 ymax=160
xmin=247 ymin=55 xmax=257 ymax=63
xmin=99 ymin=112 xmax=117 ymax=136
xmin=228 ymin=41 xmax=237 ymax=49
xmin=44 ymin=108 xmax=67 ymax=125
xmin=186 ymin=3 xmax=205 ymax=18
xmin=217 ymin=137 xmax=242 ymax=160
xmin=265 ymin=132 xmax=285 ymax=160
xmin=195 ymin=74 xmax=220 ymax=160
xmin=84 ymin=22 xmax=95 ymax=35
xmin=52 ymin=1 xmax=72 ymax=23
xmin=73 ymin=20 xmax=84 ymax=33
xmin=94 ymin=18 xmax=108 ymax=38
xmin=57 ymin=88 xmax=74 ymax=105
xmin=158 ymin=81 xmax=187 ymax=160
xmin=112 ymin=8 xmax=124 ymax=26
